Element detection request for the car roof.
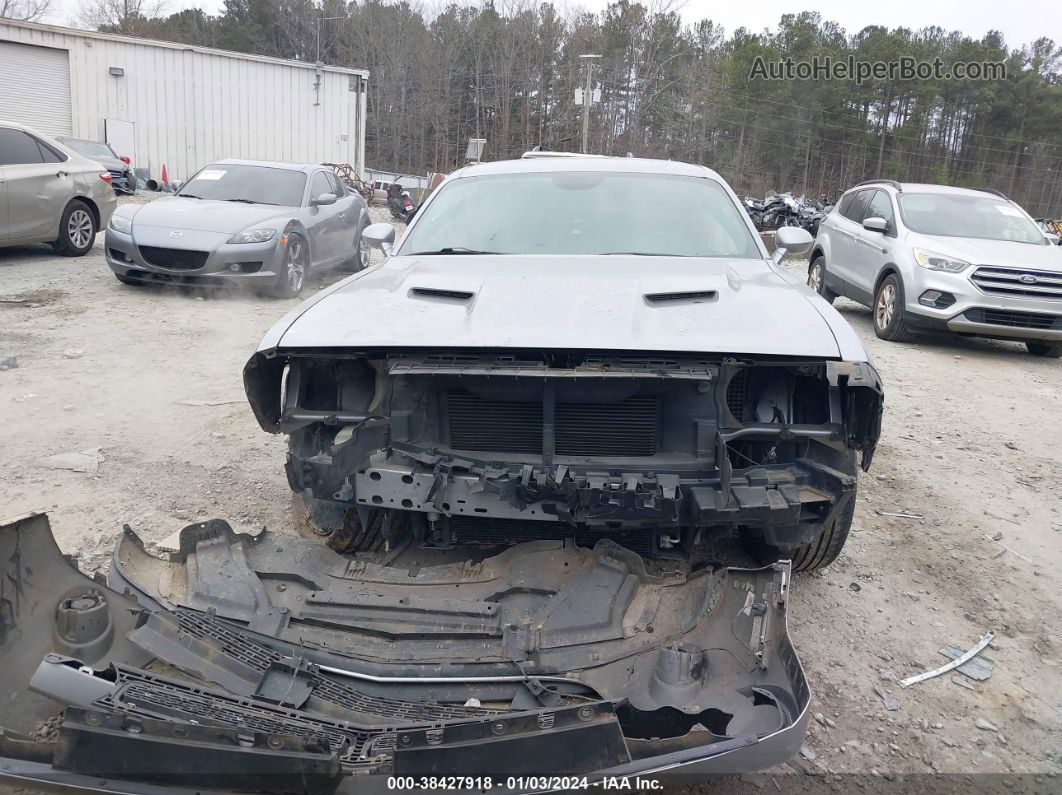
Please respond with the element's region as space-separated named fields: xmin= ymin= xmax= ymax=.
xmin=845 ymin=180 xmax=1007 ymax=199
xmin=452 ymin=154 xmax=723 ymax=181
xmin=210 ymin=158 xmax=323 ymax=173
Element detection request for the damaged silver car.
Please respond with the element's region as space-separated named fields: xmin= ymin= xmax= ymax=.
xmin=0 ymin=155 xmax=882 ymax=793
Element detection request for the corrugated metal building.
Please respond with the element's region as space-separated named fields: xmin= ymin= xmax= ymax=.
xmin=0 ymin=19 xmax=368 ymax=183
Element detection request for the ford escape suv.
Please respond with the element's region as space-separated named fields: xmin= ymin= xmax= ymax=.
xmin=810 ymin=180 xmax=1062 ymax=357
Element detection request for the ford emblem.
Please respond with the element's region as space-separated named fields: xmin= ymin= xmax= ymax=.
xmin=169 ymin=230 xmax=183 ymax=239
xmin=1018 ymin=274 xmax=1038 ymax=284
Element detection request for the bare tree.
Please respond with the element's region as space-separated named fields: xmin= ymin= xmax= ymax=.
xmin=0 ymin=0 xmax=54 ymax=21
xmin=79 ymin=0 xmax=167 ymax=31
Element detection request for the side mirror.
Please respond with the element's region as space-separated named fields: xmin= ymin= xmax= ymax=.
xmin=772 ymin=226 xmax=814 ymax=263
xmin=1047 ymin=233 xmax=1061 ymax=246
xmin=362 ymin=222 xmax=396 ymax=255
xmin=311 ymin=192 xmax=337 ymax=207
xmin=863 ymin=216 xmax=888 ymax=233
xmin=120 ymin=155 xmax=131 ymax=164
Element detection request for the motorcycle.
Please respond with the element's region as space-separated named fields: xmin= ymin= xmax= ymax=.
xmin=387 ymin=182 xmax=418 ymax=222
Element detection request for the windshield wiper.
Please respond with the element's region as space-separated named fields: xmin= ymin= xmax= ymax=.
xmin=409 ymin=247 xmax=500 ymax=255
xmin=178 ymin=194 xmax=203 ymax=199
xmin=600 ymin=251 xmax=693 ymax=256
xmin=225 ymin=198 xmax=263 ymax=204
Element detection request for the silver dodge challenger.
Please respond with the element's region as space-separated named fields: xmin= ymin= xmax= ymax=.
xmin=0 ymin=154 xmax=885 ymax=792
xmin=105 ymin=159 xmax=371 ymax=297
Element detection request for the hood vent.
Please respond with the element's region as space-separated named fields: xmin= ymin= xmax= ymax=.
xmin=644 ymin=290 xmax=718 ymax=305
xmin=409 ymin=287 xmax=475 ymax=302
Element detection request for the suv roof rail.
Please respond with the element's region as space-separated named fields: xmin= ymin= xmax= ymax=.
xmin=852 ymin=179 xmax=903 ymax=192
xmin=975 ymin=186 xmax=1009 ymax=200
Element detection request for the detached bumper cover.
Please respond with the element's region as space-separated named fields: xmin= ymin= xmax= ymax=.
xmin=1 ymin=513 xmax=811 ymax=793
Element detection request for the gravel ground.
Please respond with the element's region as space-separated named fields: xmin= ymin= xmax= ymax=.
xmin=1 ymin=199 xmax=1060 ymax=788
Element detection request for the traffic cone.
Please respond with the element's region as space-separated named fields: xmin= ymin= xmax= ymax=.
xmin=160 ymin=164 xmax=169 ymax=191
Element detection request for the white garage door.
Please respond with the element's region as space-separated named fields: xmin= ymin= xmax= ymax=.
xmin=0 ymin=40 xmax=73 ymax=137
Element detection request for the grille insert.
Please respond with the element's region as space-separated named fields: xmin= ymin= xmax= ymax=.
xmin=445 ymin=390 xmax=659 ymax=457
xmin=138 ymin=245 xmax=209 ymax=271
xmin=964 ymin=307 xmax=1062 ymax=330
xmin=970 ymin=266 xmax=1062 ymax=301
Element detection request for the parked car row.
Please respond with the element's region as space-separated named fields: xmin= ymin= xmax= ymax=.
xmin=809 ymin=179 xmax=1062 ymax=358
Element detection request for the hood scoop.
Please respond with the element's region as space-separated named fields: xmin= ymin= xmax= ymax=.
xmin=409 ymin=287 xmax=476 ymax=302
xmin=644 ymin=289 xmax=718 ymax=306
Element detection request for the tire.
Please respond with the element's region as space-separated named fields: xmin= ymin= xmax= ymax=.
xmin=807 ymin=256 xmax=837 ymax=304
xmin=52 ymin=200 xmax=96 ymax=257
xmin=126 ymin=173 xmax=138 ymax=192
xmin=269 ymin=234 xmax=307 ymax=299
xmin=340 ymin=224 xmax=370 ymax=272
xmin=1026 ymin=341 xmax=1062 ymax=358
xmin=873 ymin=273 xmax=913 ymax=342
xmin=113 ymin=273 xmax=143 ymax=286
xmin=745 ymin=451 xmax=858 ymax=572
xmin=789 ymin=485 xmax=856 ymax=571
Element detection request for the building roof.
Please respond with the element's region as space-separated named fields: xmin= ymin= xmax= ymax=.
xmin=0 ymin=18 xmax=369 ymax=77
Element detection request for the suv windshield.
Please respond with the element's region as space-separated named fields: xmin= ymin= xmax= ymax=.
xmin=898 ymin=193 xmax=1046 ymax=244
xmin=398 ymin=171 xmax=760 ymax=258
xmin=62 ymin=139 xmax=117 ymax=159
xmin=178 ymin=164 xmax=306 ymax=206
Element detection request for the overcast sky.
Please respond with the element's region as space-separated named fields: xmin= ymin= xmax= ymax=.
xmin=43 ymin=0 xmax=1054 ymax=51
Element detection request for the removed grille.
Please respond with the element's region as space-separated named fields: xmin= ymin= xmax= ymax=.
xmin=445 ymin=390 xmax=659 ymax=456
xmin=138 ymin=246 xmax=209 ymax=271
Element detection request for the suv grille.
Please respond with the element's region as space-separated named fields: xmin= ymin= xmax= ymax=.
xmin=964 ymin=308 xmax=1062 ymax=330
xmin=445 ymin=390 xmax=659 ymax=456
xmin=139 ymin=246 xmax=209 ymax=271
xmin=970 ymin=266 xmax=1062 ymax=300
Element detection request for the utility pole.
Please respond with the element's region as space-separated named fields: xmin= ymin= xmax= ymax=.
xmin=579 ymin=54 xmax=600 ymax=154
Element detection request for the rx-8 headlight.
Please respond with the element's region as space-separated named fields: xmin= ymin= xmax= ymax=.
xmin=108 ymin=215 xmax=132 ymax=234
xmin=228 ymin=228 xmax=277 ymax=244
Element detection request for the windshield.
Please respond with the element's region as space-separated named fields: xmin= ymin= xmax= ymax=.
xmin=898 ymin=193 xmax=1046 ymax=244
xmin=178 ymin=164 xmax=306 ymax=206
xmin=63 ymin=139 xmax=117 ymax=159
xmin=397 ymin=171 xmax=760 ymax=258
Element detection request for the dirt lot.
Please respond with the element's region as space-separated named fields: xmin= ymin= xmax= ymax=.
xmin=2 ymin=199 xmax=1060 ymax=787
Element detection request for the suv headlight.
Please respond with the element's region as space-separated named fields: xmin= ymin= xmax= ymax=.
xmin=228 ymin=228 xmax=277 ymax=244
xmin=108 ymin=215 xmax=132 ymax=234
xmin=913 ymin=248 xmax=970 ymax=273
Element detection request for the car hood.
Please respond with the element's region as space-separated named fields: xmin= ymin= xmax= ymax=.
xmin=88 ymin=155 xmax=126 ymax=171
xmin=127 ymin=196 xmax=292 ymax=234
xmin=910 ymin=234 xmax=1062 ymax=271
xmin=267 ymin=255 xmax=851 ymax=358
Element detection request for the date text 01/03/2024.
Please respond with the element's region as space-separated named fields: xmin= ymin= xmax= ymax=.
xmin=385 ymin=777 xmax=665 ymax=790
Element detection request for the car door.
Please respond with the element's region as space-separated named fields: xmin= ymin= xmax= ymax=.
xmin=850 ymin=189 xmax=897 ymax=297
xmin=827 ymin=189 xmax=872 ymax=295
xmin=0 ymin=127 xmax=75 ymax=242
xmin=326 ymin=171 xmax=358 ymax=255
xmin=305 ymin=170 xmax=342 ymax=266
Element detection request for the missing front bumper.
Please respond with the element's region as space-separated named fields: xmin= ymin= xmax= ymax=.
xmin=0 ymin=512 xmax=811 ymax=793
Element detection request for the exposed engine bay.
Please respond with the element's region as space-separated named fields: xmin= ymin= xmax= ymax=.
xmin=1 ymin=511 xmax=810 ymax=793
xmin=245 ymin=349 xmax=883 ymax=570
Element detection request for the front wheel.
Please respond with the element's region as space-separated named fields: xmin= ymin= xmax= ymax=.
xmin=269 ymin=234 xmax=307 ymax=298
xmin=807 ymin=256 xmax=837 ymax=304
xmin=873 ymin=273 xmax=913 ymax=342
xmin=745 ymin=452 xmax=858 ymax=572
xmin=53 ymin=200 xmax=96 ymax=256
xmin=1026 ymin=341 xmax=1062 ymax=358
xmin=340 ymin=226 xmax=370 ymax=272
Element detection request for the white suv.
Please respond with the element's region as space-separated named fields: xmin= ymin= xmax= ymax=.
xmin=810 ymin=180 xmax=1062 ymax=357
